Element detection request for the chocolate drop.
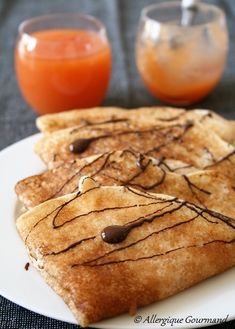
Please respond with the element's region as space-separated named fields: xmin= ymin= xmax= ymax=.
xmin=24 ymin=262 xmax=30 ymax=271
xmin=69 ymin=138 xmax=92 ymax=154
xmin=101 ymin=225 xmax=130 ymax=244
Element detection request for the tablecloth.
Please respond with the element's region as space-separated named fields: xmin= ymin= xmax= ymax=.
xmin=0 ymin=0 xmax=235 ymax=328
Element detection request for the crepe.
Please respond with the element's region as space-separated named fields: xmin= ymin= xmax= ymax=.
xmin=36 ymin=106 xmax=185 ymax=132
xmin=16 ymin=176 xmax=235 ymax=327
xmin=34 ymin=118 xmax=234 ymax=169
xmin=15 ymin=151 xmax=199 ymax=208
xmin=15 ymin=150 xmax=235 ymax=219
xmin=36 ymin=106 xmax=235 ymax=144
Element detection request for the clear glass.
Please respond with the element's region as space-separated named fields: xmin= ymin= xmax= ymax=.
xmin=15 ymin=13 xmax=112 ymax=114
xmin=136 ymin=2 xmax=228 ymax=105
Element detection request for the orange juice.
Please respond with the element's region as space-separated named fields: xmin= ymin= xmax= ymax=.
xmin=136 ymin=24 xmax=228 ymax=105
xmin=15 ymin=29 xmax=111 ymax=114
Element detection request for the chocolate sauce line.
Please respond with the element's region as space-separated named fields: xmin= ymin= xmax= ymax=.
xmin=184 ymin=202 xmax=235 ymax=228
xmin=25 ymin=187 xmax=98 ymax=243
xmin=123 ymin=160 xmax=152 ymax=185
xmin=69 ymin=118 xmax=130 ymax=134
xmin=50 ymin=153 xmax=111 ymax=198
xmin=69 ymin=122 xmax=194 ymax=155
xmin=136 ymin=170 xmax=166 ymax=190
xmin=158 ymin=159 xmax=194 ymax=173
xmin=90 ymin=152 xmax=116 ymax=178
xmin=42 ymin=144 xmax=235 ymax=208
xmin=76 ymin=213 xmax=201 ymax=267
xmin=101 ymin=202 xmax=186 ymax=244
xmin=125 ymin=185 xmax=177 ymax=203
xmin=94 ymin=149 xmax=142 ymax=176
xmin=183 ymin=175 xmax=211 ymax=207
xmin=43 ymin=202 xmax=170 ymax=256
xmin=98 ymin=158 xmax=162 ymax=190
xmin=76 ymin=238 xmax=235 ymax=268
xmin=187 ymin=177 xmax=212 ymax=194
xmin=204 ymin=147 xmax=217 ymax=163
xmin=69 ymin=134 xmax=110 ymax=153
xmin=144 ymin=121 xmax=194 ymax=157
xmin=49 ymin=169 xmax=82 ymax=198
xmin=172 ymin=164 xmax=194 ymax=172
xmin=44 ymin=236 xmax=96 ymax=256
xmin=68 ymin=111 xmax=187 ymax=137
xmin=27 ymin=152 xmax=235 ymax=244
xmin=179 ymin=201 xmax=217 ymax=224
xmin=35 ymin=150 xmax=147 ymax=202
xmin=125 ymin=202 xmax=174 ymax=227
xmin=156 ymin=158 xmax=174 ymax=172
xmin=98 ymin=172 xmax=126 ymax=185
xmin=184 ymin=201 xmax=218 ymax=225
xmin=145 ymin=143 xmax=168 ymax=157
xmin=100 ymin=170 xmax=167 ymax=192
xmin=202 ymin=208 xmax=235 ymax=229
xmin=49 ymin=151 xmax=114 ymax=197
xmin=204 ymin=149 xmax=235 ymax=169
xmin=24 ymin=192 xmax=80 ymax=243
xmin=53 ymin=201 xmax=159 ymax=229
xmin=30 ymin=183 xmax=235 ymax=263
xmin=52 ymin=186 xmax=99 ymax=228
xmin=120 ymin=149 xmax=141 ymax=159
xmin=100 ymin=196 xmax=235 ymax=246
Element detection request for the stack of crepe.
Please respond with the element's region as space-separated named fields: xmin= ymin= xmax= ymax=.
xmin=15 ymin=106 xmax=235 ymax=327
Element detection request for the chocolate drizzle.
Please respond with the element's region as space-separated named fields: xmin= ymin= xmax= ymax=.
xmin=24 ymin=262 xmax=30 ymax=271
xmin=68 ymin=121 xmax=194 ymax=156
xmin=77 ymin=238 xmax=235 ymax=267
xmin=69 ymin=118 xmax=130 ymax=134
xmin=69 ymin=135 xmax=109 ymax=154
xmin=101 ymin=225 xmax=131 ymax=244
xmin=25 ymin=178 xmax=235 ymax=269
xmin=24 ymin=114 xmax=235 ymax=267
xmin=42 ymin=148 xmax=197 ymax=203
xmin=101 ymin=202 xmax=185 ymax=244
xmin=204 ymin=149 xmax=235 ymax=169
xmin=182 ymin=175 xmax=211 ymax=207
xmin=69 ymin=138 xmax=93 ymax=154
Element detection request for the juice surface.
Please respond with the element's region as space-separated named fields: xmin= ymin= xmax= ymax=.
xmin=15 ymin=29 xmax=111 ymax=114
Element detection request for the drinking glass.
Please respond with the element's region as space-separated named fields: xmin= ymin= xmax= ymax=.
xmin=136 ymin=2 xmax=228 ymax=105
xmin=15 ymin=13 xmax=112 ymax=114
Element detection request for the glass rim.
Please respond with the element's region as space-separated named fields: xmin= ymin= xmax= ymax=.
xmin=141 ymin=1 xmax=225 ymax=30
xmin=18 ymin=12 xmax=107 ymax=44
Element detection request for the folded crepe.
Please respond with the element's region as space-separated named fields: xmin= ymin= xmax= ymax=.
xmin=16 ymin=176 xmax=235 ymax=327
xmin=36 ymin=107 xmax=235 ymax=144
xmin=36 ymin=106 xmax=185 ymax=132
xmin=15 ymin=150 xmax=235 ymax=219
xmin=15 ymin=151 xmax=199 ymax=208
xmin=35 ymin=118 xmax=234 ymax=169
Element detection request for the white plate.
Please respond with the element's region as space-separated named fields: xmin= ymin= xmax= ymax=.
xmin=0 ymin=134 xmax=234 ymax=329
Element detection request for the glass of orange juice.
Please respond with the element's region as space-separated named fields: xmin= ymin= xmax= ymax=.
xmin=15 ymin=13 xmax=111 ymax=114
xmin=136 ymin=2 xmax=228 ymax=105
